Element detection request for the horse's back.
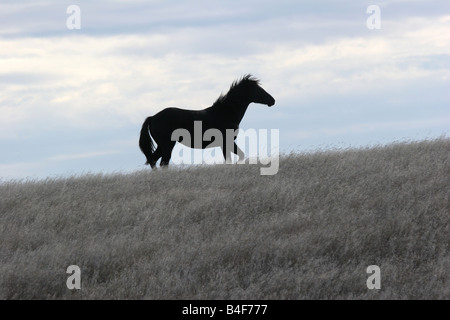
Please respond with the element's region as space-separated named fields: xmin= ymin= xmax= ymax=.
xmin=154 ymin=106 xmax=213 ymax=124
xmin=149 ymin=107 xmax=207 ymax=139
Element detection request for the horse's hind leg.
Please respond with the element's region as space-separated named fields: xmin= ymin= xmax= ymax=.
xmin=149 ymin=147 xmax=162 ymax=169
xmin=160 ymin=141 xmax=176 ymax=167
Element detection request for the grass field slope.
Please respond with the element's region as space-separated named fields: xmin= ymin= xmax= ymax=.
xmin=0 ymin=138 xmax=448 ymax=299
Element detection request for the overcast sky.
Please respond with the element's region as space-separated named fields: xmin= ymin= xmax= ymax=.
xmin=1 ymin=0 xmax=449 ymax=180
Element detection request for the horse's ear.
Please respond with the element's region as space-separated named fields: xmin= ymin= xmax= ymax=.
xmin=243 ymin=74 xmax=259 ymax=84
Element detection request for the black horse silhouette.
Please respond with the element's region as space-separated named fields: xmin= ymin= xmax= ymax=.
xmin=139 ymin=74 xmax=275 ymax=168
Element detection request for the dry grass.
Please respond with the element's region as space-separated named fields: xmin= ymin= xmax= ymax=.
xmin=0 ymin=138 xmax=448 ymax=299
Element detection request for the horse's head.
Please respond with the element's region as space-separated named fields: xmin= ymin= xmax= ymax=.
xmin=214 ymin=74 xmax=275 ymax=108
xmin=252 ymin=83 xmax=275 ymax=107
xmin=244 ymin=75 xmax=275 ymax=107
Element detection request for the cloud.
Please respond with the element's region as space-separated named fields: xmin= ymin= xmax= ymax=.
xmin=1 ymin=1 xmax=449 ymax=179
xmin=48 ymin=150 xmax=122 ymax=161
xmin=0 ymin=161 xmax=43 ymax=181
xmin=0 ymin=28 xmax=448 ymax=140
xmin=294 ymin=116 xmax=450 ymax=139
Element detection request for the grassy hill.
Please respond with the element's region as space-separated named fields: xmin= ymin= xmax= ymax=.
xmin=0 ymin=138 xmax=448 ymax=299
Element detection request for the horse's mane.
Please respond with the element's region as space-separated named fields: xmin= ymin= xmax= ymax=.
xmin=212 ymin=74 xmax=260 ymax=107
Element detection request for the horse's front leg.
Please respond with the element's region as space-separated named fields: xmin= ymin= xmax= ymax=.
xmin=221 ymin=146 xmax=232 ymax=164
xmin=221 ymin=142 xmax=245 ymax=164
xmin=234 ymin=142 xmax=245 ymax=164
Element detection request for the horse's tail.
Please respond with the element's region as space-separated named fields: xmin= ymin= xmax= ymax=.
xmin=139 ymin=116 xmax=155 ymax=165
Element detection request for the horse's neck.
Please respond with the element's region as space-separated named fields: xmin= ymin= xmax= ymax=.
xmin=228 ymin=101 xmax=250 ymax=124
xmin=209 ymin=100 xmax=250 ymax=126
